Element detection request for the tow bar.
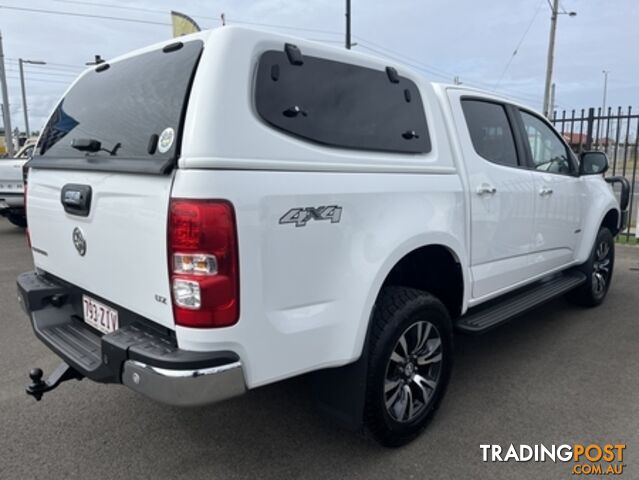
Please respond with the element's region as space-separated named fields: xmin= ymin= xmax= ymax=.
xmin=25 ymin=363 xmax=84 ymax=401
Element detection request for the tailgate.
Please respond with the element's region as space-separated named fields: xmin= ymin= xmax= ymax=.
xmin=27 ymin=169 xmax=175 ymax=328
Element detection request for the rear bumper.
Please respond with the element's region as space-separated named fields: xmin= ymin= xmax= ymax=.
xmin=17 ymin=270 xmax=246 ymax=406
xmin=122 ymin=360 xmax=245 ymax=407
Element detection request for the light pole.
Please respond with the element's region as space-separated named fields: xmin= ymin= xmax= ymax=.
xmin=0 ymin=30 xmax=15 ymax=156
xmin=601 ymin=70 xmax=609 ymax=116
xmin=345 ymin=0 xmax=351 ymax=49
xmin=19 ymin=58 xmax=46 ymax=138
xmin=542 ymin=0 xmax=576 ymax=118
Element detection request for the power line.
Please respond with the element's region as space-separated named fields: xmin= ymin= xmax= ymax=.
xmin=356 ymin=40 xmax=544 ymax=105
xmin=355 ymin=36 xmax=453 ymax=79
xmin=52 ymin=0 xmax=198 ymax=17
xmin=6 ymin=75 xmax=70 ymax=85
xmin=3 ymin=3 xmax=342 ymax=37
xmin=5 ymin=68 xmax=76 ymax=78
xmin=494 ymin=0 xmax=545 ymax=89
xmin=6 ymin=58 xmax=83 ymax=72
xmin=225 ymin=18 xmax=341 ymax=36
xmin=0 ymin=5 xmax=171 ymax=26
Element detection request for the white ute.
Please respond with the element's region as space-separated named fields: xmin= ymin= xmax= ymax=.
xmin=18 ymin=27 xmax=629 ymax=446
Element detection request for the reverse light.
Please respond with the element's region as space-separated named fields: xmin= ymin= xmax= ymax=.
xmin=173 ymin=253 xmax=218 ymax=275
xmin=168 ymin=199 xmax=239 ymax=328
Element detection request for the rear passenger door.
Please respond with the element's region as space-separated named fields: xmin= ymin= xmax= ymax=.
xmin=515 ymin=109 xmax=582 ymax=275
xmin=449 ymin=94 xmax=536 ymax=299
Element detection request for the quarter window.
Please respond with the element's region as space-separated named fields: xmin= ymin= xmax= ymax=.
xmin=255 ymin=50 xmax=430 ymax=154
xmin=520 ymin=110 xmax=573 ymax=174
xmin=461 ymin=100 xmax=519 ymax=168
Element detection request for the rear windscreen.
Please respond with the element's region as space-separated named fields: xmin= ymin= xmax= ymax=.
xmin=31 ymin=40 xmax=203 ymax=174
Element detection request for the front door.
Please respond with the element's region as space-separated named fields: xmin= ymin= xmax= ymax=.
xmin=515 ymin=109 xmax=583 ymax=276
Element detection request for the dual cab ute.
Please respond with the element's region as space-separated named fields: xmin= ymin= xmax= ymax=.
xmin=18 ymin=27 xmax=629 ymax=446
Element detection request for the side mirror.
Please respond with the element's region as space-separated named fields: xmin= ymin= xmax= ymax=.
xmin=579 ymin=151 xmax=609 ymax=175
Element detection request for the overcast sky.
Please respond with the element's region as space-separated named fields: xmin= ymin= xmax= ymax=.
xmin=0 ymin=0 xmax=637 ymax=133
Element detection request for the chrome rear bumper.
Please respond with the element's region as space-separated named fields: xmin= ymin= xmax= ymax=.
xmin=122 ymin=359 xmax=246 ymax=407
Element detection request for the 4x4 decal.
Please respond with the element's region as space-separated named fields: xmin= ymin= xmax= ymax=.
xmin=279 ymin=206 xmax=342 ymax=227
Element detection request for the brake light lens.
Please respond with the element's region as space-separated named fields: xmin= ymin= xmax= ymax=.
xmin=168 ymin=199 xmax=239 ymax=328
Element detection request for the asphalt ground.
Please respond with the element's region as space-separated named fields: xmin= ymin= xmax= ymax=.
xmin=0 ymin=220 xmax=638 ymax=479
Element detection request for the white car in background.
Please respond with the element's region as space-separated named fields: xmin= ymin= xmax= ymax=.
xmin=0 ymin=140 xmax=35 ymax=227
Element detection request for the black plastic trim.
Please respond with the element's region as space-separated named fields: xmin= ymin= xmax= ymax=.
xmin=26 ymin=156 xmax=176 ymax=175
xmin=163 ymin=41 xmax=184 ymax=53
xmin=385 ymin=66 xmax=400 ymax=83
xmin=17 ymin=271 xmax=239 ymax=383
xmin=60 ymin=183 xmax=92 ymax=217
xmin=284 ymin=43 xmax=303 ymax=65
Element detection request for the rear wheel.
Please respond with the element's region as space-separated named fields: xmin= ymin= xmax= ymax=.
xmin=566 ymin=227 xmax=614 ymax=307
xmin=364 ymin=287 xmax=453 ymax=447
xmin=7 ymin=214 xmax=27 ymax=228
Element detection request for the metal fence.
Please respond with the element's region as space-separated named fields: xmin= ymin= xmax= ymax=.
xmin=551 ymin=106 xmax=638 ymax=240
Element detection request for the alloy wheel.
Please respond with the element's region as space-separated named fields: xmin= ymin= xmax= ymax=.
xmin=384 ymin=321 xmax=443 ymax=423
xmin=592 ymin=240 xmax=612 ymax=297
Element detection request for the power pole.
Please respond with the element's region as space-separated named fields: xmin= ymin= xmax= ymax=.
xmin=542 ymin=0 xmax=576 ymax=118
xmin=345 ymin=0 xmax=351 ymax=49
xmin=549 ymin=82 xmax=556 ymax=118
xmin=0 ymin=30 xmax=15 ymax=156
xmin=18 ymin=59 xmax=28 ymax=138
xmin=542 ymin=0 xmax=558 ymax=118
xmin=601 ymin=70 xmax=609 ymax=116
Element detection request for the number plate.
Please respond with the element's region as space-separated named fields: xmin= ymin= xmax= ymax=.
xmin=82 ymin=295 xmax=119 ymax=334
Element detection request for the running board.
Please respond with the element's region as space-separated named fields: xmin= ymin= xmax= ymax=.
xmin=456 ymin=270 xmax=587 ymax=334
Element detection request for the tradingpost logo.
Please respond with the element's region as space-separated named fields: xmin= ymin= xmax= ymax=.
xmin=481 ymin=444 xmax=626 ymax=476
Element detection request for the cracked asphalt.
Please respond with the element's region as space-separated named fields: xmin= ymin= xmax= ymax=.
xmin=1 ymin=220 xmax=637 ymax=479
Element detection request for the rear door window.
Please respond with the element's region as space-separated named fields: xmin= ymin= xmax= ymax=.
xmin=255 ymin=49 xmax=430 ymax=154
xmin=461 ymin=99 xmax=519 ymax=168
xmin=31 ymin=40 xmax=203 ymax=174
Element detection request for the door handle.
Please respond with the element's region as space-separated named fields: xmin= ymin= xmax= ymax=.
xmin=476 ymin=184 xmax=497 ymax=196
xmin=539 ymin=187 xmax=554 ymax=196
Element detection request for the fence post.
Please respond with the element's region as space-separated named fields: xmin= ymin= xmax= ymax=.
xmin=585 ymin=107 xmax=595 ymax=151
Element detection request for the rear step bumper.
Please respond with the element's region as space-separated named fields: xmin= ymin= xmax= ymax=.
xmin=17 ymin=271 xmax=246 ymax=406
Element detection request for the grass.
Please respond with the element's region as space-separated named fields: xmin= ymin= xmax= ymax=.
xmin=616 ymin=234 xmax=638 ymax=245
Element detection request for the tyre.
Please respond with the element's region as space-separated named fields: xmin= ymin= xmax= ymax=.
xmin=566 ymin=227 xmax=614 ymax=307
xmin=364 ymin=286 xmax=453 ymax=447
xmin=7 ymin=214 xmax=27 ymax=228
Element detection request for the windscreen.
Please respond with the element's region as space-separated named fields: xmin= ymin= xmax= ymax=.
xmin=31 ymin=40 xmax=203 ymax=174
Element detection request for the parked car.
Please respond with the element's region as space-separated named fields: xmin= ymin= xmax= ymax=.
xmin=17 ymin=27 xmax=629 ymax=446
xmin=0 ymin=139 xmax=35 ymax=227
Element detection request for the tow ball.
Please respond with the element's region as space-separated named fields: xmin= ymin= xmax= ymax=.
xmin=25 ymin=363 xmax=84 ymax=401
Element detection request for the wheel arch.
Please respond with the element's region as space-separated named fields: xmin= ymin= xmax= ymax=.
xmin=355 ymin=235 xmax=469 ymax=359
xmin=575 ymin=200 xmax=620 ymax=264
xmin=601 ymin=208 xmax=620 ymax=236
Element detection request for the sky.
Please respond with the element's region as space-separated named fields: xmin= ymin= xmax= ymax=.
xmin=0 ymin=0 xmax=637 ymax=134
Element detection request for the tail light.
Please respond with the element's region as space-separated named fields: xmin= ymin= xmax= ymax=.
xmin=168 ymin=199 xmax=239 ymax=328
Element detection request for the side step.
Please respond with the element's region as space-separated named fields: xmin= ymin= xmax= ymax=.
xmin=456 ymin=270 xmax=587 ymax=334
